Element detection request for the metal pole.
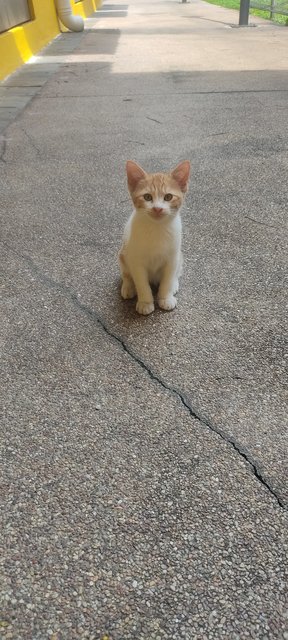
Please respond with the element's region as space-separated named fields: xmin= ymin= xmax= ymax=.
xmin=239 ymin=0 xmax=250 ymax=24
xmin=270 ymin=0 xmax=275 ymax=20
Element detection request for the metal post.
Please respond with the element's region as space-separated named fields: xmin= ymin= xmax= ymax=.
xmin=270 ymin=0 xmax=275 ymax=20
xmin=239 ymin=0 xmax=250 ymax=24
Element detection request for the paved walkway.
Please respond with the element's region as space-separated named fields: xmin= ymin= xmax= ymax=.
xmin=1 ymin=1 xmax=288 ymax=638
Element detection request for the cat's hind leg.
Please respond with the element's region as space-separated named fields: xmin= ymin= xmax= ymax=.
xmin=173 ymin=253 xmax=183 ymax=294
xmin=172 ymin=278 xmax=179 ymax=295
xmin=170 ymin=252 xmax=183 ymax=295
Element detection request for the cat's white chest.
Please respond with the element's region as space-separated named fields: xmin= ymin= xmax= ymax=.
xmin=125 ymin=213 xmax=181 ymax=261
xmin=122 ymin=212 xmax=182 ymax=287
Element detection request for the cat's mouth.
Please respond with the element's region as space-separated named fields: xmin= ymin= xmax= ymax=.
xmin=149 ymin=209 xmax=166 ymax=220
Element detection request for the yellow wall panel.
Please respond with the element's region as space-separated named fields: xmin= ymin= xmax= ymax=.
xmin=0 ymin=0 xmax=59 ymax=80
xmin=0 ymin=0 xmax=100 ymax=81
xmin=72 ymin=0 xmax=99 ymax=18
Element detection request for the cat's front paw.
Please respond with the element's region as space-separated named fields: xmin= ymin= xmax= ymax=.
xmin=121 ymin=280 xmax=136 ymax=299
xmin=158 ymin=295 xmax=177 ymax=311
xmin=136 ymin=301 xmax=155 ymax=315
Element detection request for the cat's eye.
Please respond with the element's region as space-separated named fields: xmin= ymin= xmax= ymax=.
xmin=164 ymin=193 xmax=173 ymax=201
xmin=143 ymin=193 xmax=153 ymax=201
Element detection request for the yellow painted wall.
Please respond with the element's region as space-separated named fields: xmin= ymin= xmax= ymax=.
xmin=0 ymin=0 xmax=59 ymax=80
xmin=72 ymin=0 xmax=99 ymax=19
xmin=0 ymin=0 xmax=100 ymax=81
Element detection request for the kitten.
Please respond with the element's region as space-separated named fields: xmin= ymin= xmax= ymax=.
xmin=119 ymin=160 xmax=190 ymax=315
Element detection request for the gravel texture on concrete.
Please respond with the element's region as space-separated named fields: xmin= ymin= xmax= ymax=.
xmin=1 ymin=0 xmax=288 ymax=638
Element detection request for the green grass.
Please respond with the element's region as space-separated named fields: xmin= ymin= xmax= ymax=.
xmin=204 ymin=0 xmax=288 ymax=24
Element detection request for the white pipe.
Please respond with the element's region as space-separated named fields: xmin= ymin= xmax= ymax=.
xmin=55 ymin=0 xmax=84 ymax=32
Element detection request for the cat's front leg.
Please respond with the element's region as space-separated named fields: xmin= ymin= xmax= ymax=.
xmin=158 ymin=259 xmax=179 ymax=311
xmin=119 ymin=251 xmax=136 ymax=299
xmin=133 ymin=266 xmax=154 ymax=315
xmin=121 ymin=275 xmax=136 ymax=300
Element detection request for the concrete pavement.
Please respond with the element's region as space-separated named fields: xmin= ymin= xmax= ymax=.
xmin=1 ymin=0 xmax=288 ymax=638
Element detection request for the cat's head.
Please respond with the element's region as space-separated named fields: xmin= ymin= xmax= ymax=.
xmin=126 ymin=160 xmax=190 ymax=220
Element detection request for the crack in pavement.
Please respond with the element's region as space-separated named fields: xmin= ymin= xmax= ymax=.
xmin=146 ymin=116 xmax=162 ymax=124
xmin=43 ymin=89 xmax=288 ymax=99
xmin=0 ymin=136 xmax=7 ymax=163
xmin=22 ymin=129 xmax=42 ymax=157
xmin=2 ymin=242 xmax=287 ymax=511
xmin=244 ymin=215 xmax=280 ymax=229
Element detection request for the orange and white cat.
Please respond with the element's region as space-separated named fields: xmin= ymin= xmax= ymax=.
xmin=119 ymin=160 xmax=190 ymax=315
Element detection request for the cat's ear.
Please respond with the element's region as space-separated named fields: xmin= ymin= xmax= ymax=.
xmin=171 ymin=161 xmax=190 ymax=192
xmin=126 ymin=161 xmax=146 ymax=191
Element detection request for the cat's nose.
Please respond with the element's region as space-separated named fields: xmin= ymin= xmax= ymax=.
xmin=153 ymin=207 xmax=163 ymax=214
